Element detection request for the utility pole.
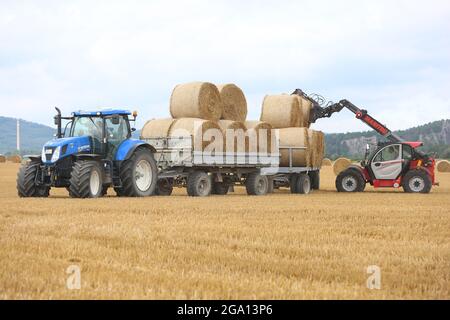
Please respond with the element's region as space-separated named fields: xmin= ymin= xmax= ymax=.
xmin=16 ymin=118 xmax=20 ymax=152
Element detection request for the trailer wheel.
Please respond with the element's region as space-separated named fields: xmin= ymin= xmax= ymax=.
xmin=212 ymin=182 xmax=229 ymax=195
xmin=402 ymin=169 xmax=432 ymax=194
xmin=115 ymin=149 xmax=158 ymax=197
xmin=246 ymin=173 xmax=269 ymax=196
xmin=290 ymin=174 xmax=299 ymax=194
xmin=336 ymin=169 xmax=365 ymax=193
xmin=309 ymin=171 xmax=320 ymax=190
xmin=155 ymin=178 xmax=173 ymax=196
xmin=187 ymin=171 xmax=212 ymax=197
xmin=17 ymin=160 xmax=50 ymax=198
xmin=294 ymin=173 xmax=312 ymax=194
xmin=267 ymin=177 xmax=274 ymax=194
xmin=69 ymin=160 xmax=104 ymax=198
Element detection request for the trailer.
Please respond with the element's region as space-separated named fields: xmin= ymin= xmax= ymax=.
xmin=144 ymin=136 xmax=321 ymax=196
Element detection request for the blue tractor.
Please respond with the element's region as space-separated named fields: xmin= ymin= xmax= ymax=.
xmin=17 ymin=108 xmax=158 ymax=198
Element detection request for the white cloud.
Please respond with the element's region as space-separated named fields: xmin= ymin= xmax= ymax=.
xmin=0 ymin=0 xmax=449 ymax=132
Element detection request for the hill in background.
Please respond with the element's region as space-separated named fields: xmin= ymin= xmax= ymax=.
xmin=1 ymin=116 xmax=449 ymax=159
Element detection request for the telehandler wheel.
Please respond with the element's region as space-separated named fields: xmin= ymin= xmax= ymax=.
xmin=155 ymin=178 xmax=173 ymax=196
xmin=402 ymin=169 xmax=432 ymax=194
xmin=17 ymin=160 xmax=50 ymax=198
xmin=187 ymin=171 xmax=212 ymax=197
xmin=115 ymin=149 xmax=158 ymax=197
xmin=309 ymin=171 xmax=320 ymax=190
xmin=69 ymin=160 xmax=104 ymax=198
xmin=212 ymin=182 xmax=230 ymax=195
xmin=295 ymin=173 xmax=312 ymax=194
xmin=246 ymin=173 xmax=269 ymax=196
xmin=336 ymin=169 xmax=366 ymax=193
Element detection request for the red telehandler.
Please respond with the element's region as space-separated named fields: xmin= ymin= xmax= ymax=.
xmin=292 ymin=89 xmax=438 ymax=194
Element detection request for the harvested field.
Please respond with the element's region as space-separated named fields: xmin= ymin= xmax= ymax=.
xmin=0 ymin=162 xmax=449 ymax=300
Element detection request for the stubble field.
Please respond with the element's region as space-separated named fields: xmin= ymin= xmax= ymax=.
xmin=0 ymin=162 xmax=449 ymax=299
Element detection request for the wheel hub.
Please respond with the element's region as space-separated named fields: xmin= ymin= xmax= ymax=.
xmin=135 ymin=160 xmax=152 ymax=192
xmin=409 ymin=176 xmax=425 ymax=192
xmin=342 ymin=176 xmax=357 ymax=192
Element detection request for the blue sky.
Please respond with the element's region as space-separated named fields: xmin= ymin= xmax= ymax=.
xmin=0 ymin=0 xmax=449 ymax=133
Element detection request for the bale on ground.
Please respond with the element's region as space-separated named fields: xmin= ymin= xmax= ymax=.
xmin=245 ymin=121 xmax=273 ymax=154
xmin=169 ymin=118 xmax=223 ymax=152
xmin=333 ymin=157 xmax=352 ymax=176
xmin=260 ymin=95 xmax=300 ymax=128
xmin=308 ymin=129 xmax=325 ymax=168
xmin=217 ymin=84 xmax=247 ymax=122
xmin=218 ymin=120 xmax=247 ymax=153
xmin=140 ymin=118 xmax=177 ymax=139
xmin=7 ymin=155 xmax=22 ymax=163
xmin=170 ymin=82 xmax=222 ymax=121
xmin=0 ymin=155 xmax=6 ymax=163
xmin=278 ymin=128 xmax=311 ymax=167
xmin=437 ymin=160 xmax=450 ymax=173
xmin=322 ymin=158 xmax=332 ymax=166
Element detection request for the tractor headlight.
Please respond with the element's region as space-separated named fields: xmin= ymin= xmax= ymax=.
xmin=51 ymin=146 xmax=61 ymax=163
xmin=41 ymin=147 xmax=46 ymax=162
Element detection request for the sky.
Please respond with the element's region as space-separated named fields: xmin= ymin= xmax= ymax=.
xmin=0 ymin=0 xmax=449 ymax=133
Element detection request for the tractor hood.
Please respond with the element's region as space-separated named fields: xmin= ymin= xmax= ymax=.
xmin=42 ymin=136 xmax=91 ymax=164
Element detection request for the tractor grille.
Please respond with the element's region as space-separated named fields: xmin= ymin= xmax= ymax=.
xmin=44 ymin=147 xmax=55 ymax=161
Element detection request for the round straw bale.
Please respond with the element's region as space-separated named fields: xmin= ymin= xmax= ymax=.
xmin=245 ymin=121 xmax=273 ymax=153
xmin=217 ymin=84 xmax=247 ymax=122
xmin=218 ymin=120 xmax=247 ymax=153
xmin=308 ymin=129 xmax=325 ymax=168
xmin=297 ymin=96 xmax=312 ymax=128
xmin=169 ymin=118 xmax=223 ymax=152
xmin=7 ymin=155 xmax=22 ymax=163
xmin=260 ymin=95 xmax=300 ymax=128
xmin=141 ymin=118 xmax=177 ymax=139
xmin=437 ymin=160 xmax=450 ymax=173
xmin=170 ymin=82 xmax=222 ymax=121
xmin=322 ymin=158 xmax=332 ymax=166
xmin=278 ymin=128 xmax=311 ymax=167
xmin=333 ymin=157 xmax=352 ymax=175
xmin=0 ymin=155 xmax=6 ymax=163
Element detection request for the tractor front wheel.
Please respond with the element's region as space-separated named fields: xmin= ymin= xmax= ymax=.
xmin=17 ymin=160 xmax=50 ymax=198
xmin=69 ymin=160 xmax=104 ymax=198
xmin=402 ymin=169 xmax=432 ymax=194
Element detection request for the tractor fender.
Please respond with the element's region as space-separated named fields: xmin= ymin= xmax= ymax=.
xmin=115 ymin=139 xmax=156 ymax=161
xmin=23 ymin=155 xmax=42 ymax=162
xmin=346 ymin=165 xmax=370 ymax=182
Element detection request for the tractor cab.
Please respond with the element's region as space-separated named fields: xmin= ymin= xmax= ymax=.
xmin=18 ymin=108 xmax=158 ymax=199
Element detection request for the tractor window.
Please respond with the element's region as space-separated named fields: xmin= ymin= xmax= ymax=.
xmin=403 ymin=145 xmax=413 ymax=160
xmin=105 ymin=116 xmax=129 ymax=157
xmin=71 ymin=117 xmax=103 ymax=141
xmin=374 ymin=145 xmax=401 ymax=162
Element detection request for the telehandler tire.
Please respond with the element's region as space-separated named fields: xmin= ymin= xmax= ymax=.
xmin=336 ymin=169 xmax=366 ymax=193
xmin=402 ymin=169 xmax=432 ymax=194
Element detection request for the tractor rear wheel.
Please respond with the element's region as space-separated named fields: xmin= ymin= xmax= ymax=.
xmin=69 ymin=160 xmax=104 ymax=198
xmin=187 ymin=171 xmax=212 ymax=197
xmin=402 ymin=169 xmax=432 ymax=194
xmin=17 ymin=160 xmax=50 ymax=198
xmin=155 ymin=178 xmax=173 ymax=196
xmin=336 ymin=169 xmax=366 ymax=193
xmin=115 ymin=149 xmax=158 ymax=197
xmin=246 ymin=172 xmax=269 ymax=196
